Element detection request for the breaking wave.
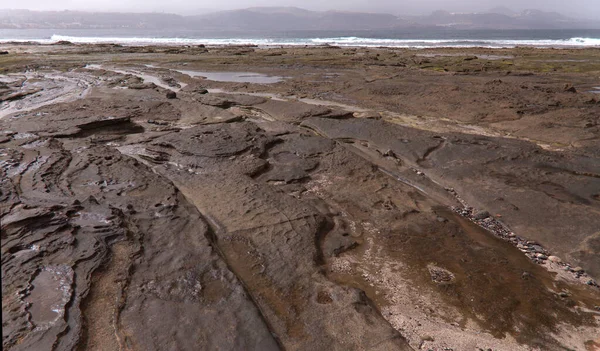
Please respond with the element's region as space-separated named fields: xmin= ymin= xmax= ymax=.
xmin=2 ymin=34 xmax=600 ymax=48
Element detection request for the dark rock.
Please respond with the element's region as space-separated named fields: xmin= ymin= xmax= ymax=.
xmin=0 ymin=51 xmax=8 ymax=55
xmin=531 ymin=245 xmax=544 ymax=253
xmin=473 ymin=211 xmax=490 ymax=220
xmin=180 ymin=83 xmax=208 ymax=95
xmin=147 ymin=119 xmax=169 ymax=126
xmin=564 ymin=84 xmax=577 ymax=93
xmin=166 ymin=91 xmax=177 ymax=99
xmin=197 ymin=94 xmax=266 ymax=108
xmin=128 ymin=83 xmax=157 ymax=90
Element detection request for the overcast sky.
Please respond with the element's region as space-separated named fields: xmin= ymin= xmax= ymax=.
xmin=6 ymin=0 xmax=600 ymax=19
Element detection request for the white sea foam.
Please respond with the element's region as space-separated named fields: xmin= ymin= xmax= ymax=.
xmin=1 ymin=34 xmax=600 ymax=48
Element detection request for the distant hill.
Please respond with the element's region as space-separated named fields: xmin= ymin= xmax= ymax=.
xmin=190 ymin=7 xmax=403 ymax=31
xmin=0 ymin=9 xmax=183 ymax=29
xmin=487 ymin=7 xmax=517 ymax=17
xmin=0 ymin=7 xmax=598 ymax=30
xmin=420 ymin=9 xmax=594 ymax=29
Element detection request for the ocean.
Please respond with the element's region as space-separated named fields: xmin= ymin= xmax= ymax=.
xmin=1 ymin=28 xmax=600 ymax=48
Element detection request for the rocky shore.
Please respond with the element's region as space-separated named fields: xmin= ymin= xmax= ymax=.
xmin=1 ymin=43 xmax=600 ymax=351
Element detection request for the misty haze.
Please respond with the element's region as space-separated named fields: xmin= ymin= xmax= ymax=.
xmin=1 ymin=1 xmax=600 ymax=351
xmin=6 ymin=0 xmax=600 ymax=19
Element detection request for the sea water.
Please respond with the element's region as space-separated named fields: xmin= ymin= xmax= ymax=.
xmin=1 ymin=28 xmax=600 ymax=48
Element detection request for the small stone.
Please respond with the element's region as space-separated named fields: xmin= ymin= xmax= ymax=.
xmin=420 ymin=335 xmax=434 ymax=342
xmin=536 ymin=253 xmax=548 ymax=260
xmin=573 ymin=266 xmax=584 ymax=273
xmin=166 ymin=91 xmax=177 ymax=99
xmin=548 ymin=256 xmax=562 ymax=263
xmin=383 ymin=149 xmax=395 ymax=157
xmin=473 ymin=211 xmax=490 ymax=220
xmin=558 ymin=292 xmax=570 ymax=298
xmin=564 ymin=84 xmax=577 ymax=93
xmin=531 ymin=245 xmax=544 ymax=253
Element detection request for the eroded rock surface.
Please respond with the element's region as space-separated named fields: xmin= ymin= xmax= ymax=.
xmin=2 ymin=45 xmax=600 ymax=351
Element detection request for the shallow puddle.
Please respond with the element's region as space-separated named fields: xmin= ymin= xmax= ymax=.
xmin=25 ymin=266 xmax=73 ymax=327
xmin=176 ymin=70 xmax=285 ymax=84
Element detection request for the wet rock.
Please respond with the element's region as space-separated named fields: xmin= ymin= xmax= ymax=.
xmin=166 ymin=91 xmax=177 ymax=99
xmin=161 ymin=76 xmax=181 ymax=88
xmin=1 ymin=144 xmax=279 ymax=350
xmin=531 ymin=245 xmax=544 ymax=253
xmin=474 ymin=210 xmax=490 ymax=220
xmin=1 ymin=88 xmax=43 ymax=102
xmin=428 ymin=264 xmax=456 ymax=285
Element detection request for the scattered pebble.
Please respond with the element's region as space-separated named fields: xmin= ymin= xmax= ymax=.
xmin=548 ymin=256 xmax=562 ymax=263
xmin=451 ymin=206 xmax=596 ymax=288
